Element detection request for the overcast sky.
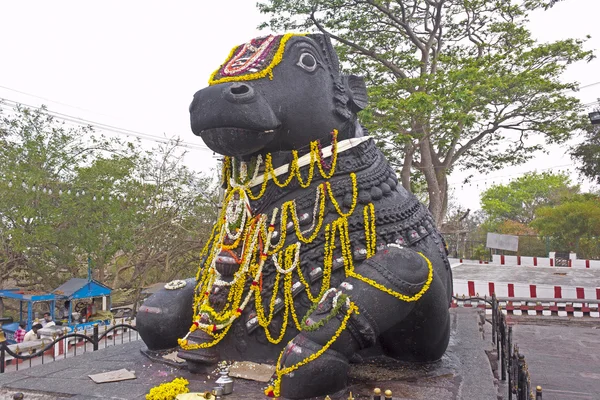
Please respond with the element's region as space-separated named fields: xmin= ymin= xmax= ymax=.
xmin=1 ymin=0 xmax=598 ymax=213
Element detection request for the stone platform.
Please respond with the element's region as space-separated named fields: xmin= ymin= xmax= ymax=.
xmin=0 ymin=308 xmax=498 ymax=400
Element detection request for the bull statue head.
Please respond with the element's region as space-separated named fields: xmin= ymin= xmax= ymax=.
xmin=190 ymin=33 xmax=368 ymax=158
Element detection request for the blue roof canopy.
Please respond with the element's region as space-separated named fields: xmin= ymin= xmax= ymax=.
xmin=0 ymin=279 xmax=111 ymax=303
xmin=53 ymin=278 xmax=111 ymax=300
xmin=0 ymin=289 xmax=56 ymax=302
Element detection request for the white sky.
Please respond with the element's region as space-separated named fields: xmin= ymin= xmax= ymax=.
xmin=1 ymin=0 xmax=598 ymax=212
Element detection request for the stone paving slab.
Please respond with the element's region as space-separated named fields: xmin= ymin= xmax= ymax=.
xmin=509 ymin=318 xmax=600 ymax=400
xmin=0 ymin=308 xmax=498 ymax=399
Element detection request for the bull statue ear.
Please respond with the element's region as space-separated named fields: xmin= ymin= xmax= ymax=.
xmin=344 ymin=75 xmax=369 ymax=113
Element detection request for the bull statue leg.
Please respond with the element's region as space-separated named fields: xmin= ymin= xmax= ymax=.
xmin=274 ymin=243 xmax=451 ymax=399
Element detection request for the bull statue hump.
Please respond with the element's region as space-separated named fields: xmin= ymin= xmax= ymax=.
xmin=137 ymin=33 xmax=453 ymax=399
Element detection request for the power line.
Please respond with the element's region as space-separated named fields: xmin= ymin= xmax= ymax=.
xmin=449 ymin=163 xmax=578 ymax=186
xmin=0 ymin=97 xmax=212 ymax=152
xmin=0 ymin=85 xmax=101 ymax=115
xmin=0 ymin=97 xmax=210 ymax=151
xmin=577 ymin=81 xmax=600 ymax=90
xmin=583 ymin=100 xmax=600 ymax=108
xmin=0 ymin=87 xmax=210 ymax=150
xmin=560 ymin=80 xmax=600 ymax=93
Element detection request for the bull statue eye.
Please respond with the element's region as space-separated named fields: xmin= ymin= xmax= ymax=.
xmin=297 ymin=52 xmax=317 ymax=72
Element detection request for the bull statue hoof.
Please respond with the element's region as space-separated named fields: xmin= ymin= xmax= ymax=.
xmin=140 ymin=33 xmax=453 ymax=399
xmin=137 ymin=278 xmax=195 ymax=356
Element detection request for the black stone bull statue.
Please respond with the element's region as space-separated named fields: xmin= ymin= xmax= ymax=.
xmin=137 ymin=33 xmax=453 ymax=399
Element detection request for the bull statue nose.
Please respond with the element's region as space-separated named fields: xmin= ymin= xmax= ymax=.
xmin=223 ymin=82 xmax=256 ymax=104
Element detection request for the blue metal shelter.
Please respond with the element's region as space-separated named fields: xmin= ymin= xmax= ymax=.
xmin=0 ymin=289 xmax=57 ymax=331
xmin=52 ymin=278 xmax=112 ymax=325
xmin=0 ymin=278 xmax=112 ymax=344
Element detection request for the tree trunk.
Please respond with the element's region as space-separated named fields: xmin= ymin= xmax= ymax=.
xmin=401 ymin=143 xmax=415 ymax=192
xmin=438 ymin=170 xmax=449 ymax=224
xmin=112 ymin=261 xmax=133 ymax=289
xmin=418 ymin=136 xmax=448 ymax=227
xmin=428 ymin=190 xmax=445 ymax=227
xmin=427 ymin=174 xmax=448 ymax=226
xmin=96 ymin=259 xmax=105 ymax=284
xmin=131 ymin=286 xmax=143 ymax=317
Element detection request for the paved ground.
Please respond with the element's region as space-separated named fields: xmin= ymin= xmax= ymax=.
xmin=452 ymin=263 xmax=600 ymax=288
xmin=0 ymin=308 xmax=498 ymax=400
xmin=509 ymin=317 xmax=600 ymax=400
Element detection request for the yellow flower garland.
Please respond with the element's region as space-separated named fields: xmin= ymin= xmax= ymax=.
xmin=179 ymin=324 xmax=232 ymax=350
xmin=325 ymin=173 xmax=357 ymax=218
xmin=240 ymin=129 xmax=338 ymax=202
xmin=182 ymin=128 xmax=435 ymax=389
xmin=288 ymin=185 xmax=326 ymax=244
xmin=285 ymin=272 xmax=304 ymax=330
xmin=333 ymin=216 xmax=434 ymax=302
xmin=267 ymin=152 xmax=298 ymax=188
xmin=312 ymin=136 xmax=338 ymax=180
xmin=253 ymin=244 xmax=306 ymax=344
xmin=253 ymin=256 xmax=282 ymax=329
xmin=184 ymin=214 xmax=267 ymax=342
xmin=294 ymin=149 xmax=315 ymax=188
xmin=146 ymin=377 xmax=189 ymax=400
xmin=363 ymin=203 xmax=377 ymax=258
xmin=246 ymin=176 xmax=269 ymax=200
xmin=266 ymin=302 xmax=359 ymax=398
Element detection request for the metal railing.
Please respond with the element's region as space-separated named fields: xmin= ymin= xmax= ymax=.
xmin=454 ymin=294 xmax=543 ymax=400
xmin=0 ymin=322 xmax=138 ymax=373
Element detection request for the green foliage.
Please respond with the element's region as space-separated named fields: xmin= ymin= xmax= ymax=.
xmin=571 ymin=113 xmax=600 ymax=184
xmin=258 ymin=0 xmax=594 ymax=224
xmin=531 ymin=193 xmax=600 ymax=253
xmin=472 ymin=244 xmax=491 ymax=262
xmin=0 ymin=104 xmax=217 ymax=292
xmin=0 ymin=105 xmax=126 ymax=287
xmin=480 ymin=172 xmax=578 ymax=225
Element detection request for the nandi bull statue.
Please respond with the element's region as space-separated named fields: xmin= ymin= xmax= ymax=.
xmin=137 ymin=33 xmax=453 ymax=399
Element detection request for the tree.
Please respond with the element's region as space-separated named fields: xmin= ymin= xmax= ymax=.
xmin=441 ymin=192 xmax=486 ymax=259
xmin=571 ymin=105 xmax=600 ymax=184
xmin=258 ymin=0 xmax=594 ymax=225
xmin=61 ymin=155 xmax=144 ymax=285
xmin=109 ymin=140 xmax=219 ymax=312
xmin=531 ymin=193 xmax=600 ymax=257
xmin=0 ymin=104 xmax=130 ymax=288
xmin=0 ymin=104 xmax=218 ymax=294
xmin=479 ymin=172 xmax=578 ymax=226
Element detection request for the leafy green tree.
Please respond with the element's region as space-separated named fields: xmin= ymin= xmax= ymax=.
xmin=258 ymin=0 xmax=594 ymax=225
xmin=0 ymin=104 xmax=217 ymax=294
xmin=479 ymin=172 xmax=578 ymax=226
xmin=61 ymin=155 xmax=144 ymax=284
xmin=571 ymin=107 xmax=600 ymax=184
xmin=110 ymin=141 xmax=219 ymax=311
xmin=0 ymin=104 xmax=127 ymax=288
xmin=531 ymin=193 xmax=600 ymax=256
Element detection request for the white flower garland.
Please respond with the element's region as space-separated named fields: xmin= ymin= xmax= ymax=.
xmin=165 ymin=280 xmax=187 ymax=290
xmin=301 ymin=185 xmax=323 ymax=235
xmin=272 ymin=242 xmax=301 ymax=274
